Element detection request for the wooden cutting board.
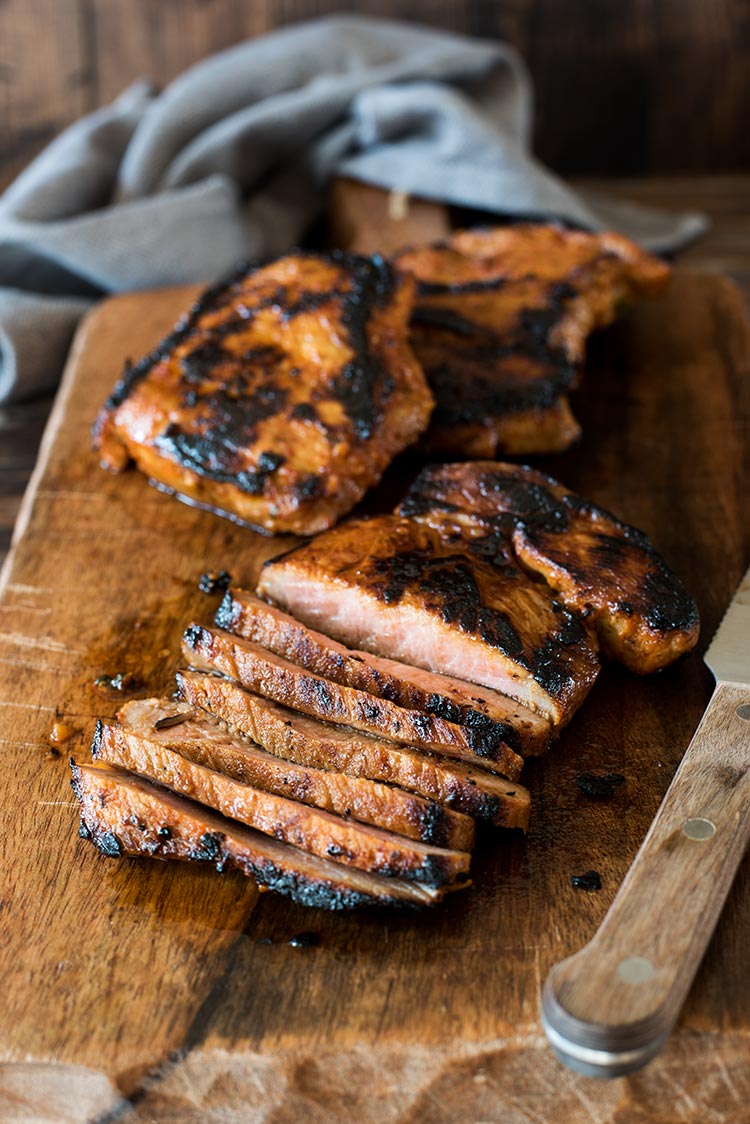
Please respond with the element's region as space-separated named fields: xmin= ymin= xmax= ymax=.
xmin=1 ymin=190 xmax=749 ymax=1123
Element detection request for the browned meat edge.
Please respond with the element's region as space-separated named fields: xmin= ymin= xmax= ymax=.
xmin=177 ymin=670 xmax=531 ymax=830
xmin=72 ymin=761 xmax=448 ymax=910
xmin=116 ymin=697 xmax=475 ymax=850
xmin=181 ymin=624 xmax=524 ymax=780
xmin=93 ymin=721 xmax=470 ymax=886
xmin=217 ymin=588 xmax=552 ymax=756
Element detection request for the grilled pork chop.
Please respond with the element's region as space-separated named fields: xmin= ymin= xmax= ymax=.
xmin=258 ymin=516 xmax=600 ymax=726
xmin=72 ymin=762 xmax=448 ymax=909
xmin=93 ymin=718 xmax=469 ymax=885
xmin=93 ymin=252 xmax=432 ymax=535
xmin=400 ymin=461 xmax=699 ymax=673
xmin=393 ymin=225 xmax=670 ymax=457
xmin=116 ymin=697 xmax=475 ymax=850
xmin=182 ymin=624 xmax=525 ymax=777
xmin=178 ymin=671 xmax=530 ymax=829
xmin=217 ymin=588 xmax=551 ymax=756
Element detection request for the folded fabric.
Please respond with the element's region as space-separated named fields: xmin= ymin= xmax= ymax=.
xmin=0 ymin=14 xmax=706 ymax=404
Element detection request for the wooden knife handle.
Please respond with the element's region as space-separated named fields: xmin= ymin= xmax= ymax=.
xmin=542 ymin=680 xmax=750 ymax=1077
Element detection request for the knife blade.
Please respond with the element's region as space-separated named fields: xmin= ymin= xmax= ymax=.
xmin=541 ymin=565 xmax=750 ymax=1077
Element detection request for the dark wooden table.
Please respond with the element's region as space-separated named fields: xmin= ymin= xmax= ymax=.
xmin=1 ymin=174 xmax=748 ymax=571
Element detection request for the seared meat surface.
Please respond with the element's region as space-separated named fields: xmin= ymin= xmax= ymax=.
xmin=178 ymin=671 xmax=531 ymax=829
xmin=400 ymin=462 xmax=699 ymax=673
xmin=393 ymin=225 xmax=670 ymax=457
xmin=217 ymin=588 xmax=551 ymax=756
xmin=93 ymin=713 xmax=469 ymax=885
xmin=117 ymin=697 xmax=475 ymax=849
xmin=72 ymin=761 xmax=447 ymax=909
xmin=181 ymin=624 xmax=525 ymax=777
xmin=93 ymin=251 xmax=432 ymax=535
xmin=258 ymin=515 xmax=600 ymax=725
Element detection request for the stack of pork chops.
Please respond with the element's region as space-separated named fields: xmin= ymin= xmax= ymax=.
xmin=93 ymin=226 xmax=669 ymax=536
xmin=73 ymin=462 xmax=699 ymax=910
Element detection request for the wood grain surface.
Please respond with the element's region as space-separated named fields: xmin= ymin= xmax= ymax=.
xmin=1 ymin=252 xmax=749 ymax=1120
xmin=2 ymin=0 xmax=749 ymax=192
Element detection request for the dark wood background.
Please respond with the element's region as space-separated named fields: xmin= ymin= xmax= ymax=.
xmin=1 ymin=0 xmax=748 ymax=193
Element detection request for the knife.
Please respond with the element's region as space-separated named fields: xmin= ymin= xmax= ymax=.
xmin=541 ymin=565 xmax=750 ymax=1077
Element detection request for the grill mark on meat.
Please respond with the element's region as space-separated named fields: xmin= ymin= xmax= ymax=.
xmin=216 ymin=589 xmax=550 ymax=756
xmin=92 ymin=721 xmax=469 ymax=885
xmin=393 ymin=225 xmax=669 ymax=457
xmin=327 ymin=253 xmax=398 ymax=440
xmin=182 ymin=625 xmax=524 ymax=778
xmin=176 ymin=671 xmax=530 ymax=829
xmin=71 ymin=761 xmax=448 ymax=910
xmin=93 ymin=250 xmax=432 ymax=535
xmin=400 ymin=461 xmax=699 ymax=673
xmin=116 ymin=697 xmax=475 ymax=849
xmin=258 ymin=515 xmax=599 ymax=725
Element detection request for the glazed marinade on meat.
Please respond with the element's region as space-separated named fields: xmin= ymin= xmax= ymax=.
xmin=177 ymin=671 xmax=531 ymax=829
xmin=116 ymin=697 xmax=477 ymax=850
xmin=72 ymin=762 xmax=450 ymax=910
xmin=392 ymin=225 xmax=670 ymax=458
xmin=400 ymin=462 xmax=699 ymax=674
xmin=93 ymin=251 xmax=433 ymax=535
xmin=181 ymin=623 xmax=525 ymax=778
xmin=258 ymin=515 xmax=601 ymax=726
xmin=93 ymin=716 xmax=470 ymax=885
xmin=216 ymin=588 xmax=552 ymax=756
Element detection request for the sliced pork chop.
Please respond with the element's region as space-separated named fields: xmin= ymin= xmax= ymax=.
xmin=181 ymin=625 xmax=525 ymax=778
xmin=72 ymin=762 xmax=447 ymax=909
xmin=177 ymin=671 xmax=531 ymax=829
xmin=93 ymin=719 xmax=469 ymax=885
xmin=116 ymin=697 xmax=474 ymax=850
xmin=258 ymin=516 xmax=599 ymax=726
xmin=401 ymin=462 xmax=699 ymax=674
xmin=393 ymin=225 xmax=670 ymax=458
xmin=217 ymin=588 xmax=551 ymax=757
xmin=93 ymin=252 xmax=432 ymax=535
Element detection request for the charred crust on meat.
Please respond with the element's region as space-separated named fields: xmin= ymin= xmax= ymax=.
xmin=290 ymin=402 xmax=318 ymax=423
xmin=95 ymin=830 xmax=122 ymax=858
xmin=190 ymin=831 xmax=223 ymax=862
xmin=409 ymin=279 xmax=580 ymax=427
xmin=215 ymin=591 xmax=241 ymax=631
xmin=369 ymin=548 xmax=528 ymax=665
xmin=92 ymin=264 xmax=248 ymax=445
xmin=182 ymin=624 xmax=206 ymax=652
xmin=91 ymin=719 xmax=105 ymax=760
xmin=416 ymin=276 xmax=509 ymax=297
xmin=95 ymin=250 xmax=402 ymax=492
xmin=418 ymin=801 xmax=446 ymax=846
xmin=326 ymin=253 xmax=399 ymax=439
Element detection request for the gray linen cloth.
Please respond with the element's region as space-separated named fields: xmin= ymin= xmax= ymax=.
xmin=0 ymin=14 xmax=706 ymax=403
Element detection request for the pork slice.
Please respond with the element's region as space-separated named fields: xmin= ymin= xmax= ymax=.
xmin=181 ymin=624 xmax=524 ymax=779
xmin=258 ymin=515 xmax=600 ymax=725
xmin=400 ymin=461 xmax=699 ymax=674
xmin=92 ymin=718 xmax=468 ymax=886
xmin=218 ymin=588 xmax=552 ymax=757
xmin=115 ymin=697 xmax=475 ymax=851
xmin=72 ymin=761 xmax=447 ymax=909
xmin=177 ymin=670 xmax=530 ymax=830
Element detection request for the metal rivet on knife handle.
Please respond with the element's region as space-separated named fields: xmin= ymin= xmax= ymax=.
xmin=682 ymin=818 xmax=716 ymax=840
xmin=616 ymin=957 xmax=655 ymax=984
